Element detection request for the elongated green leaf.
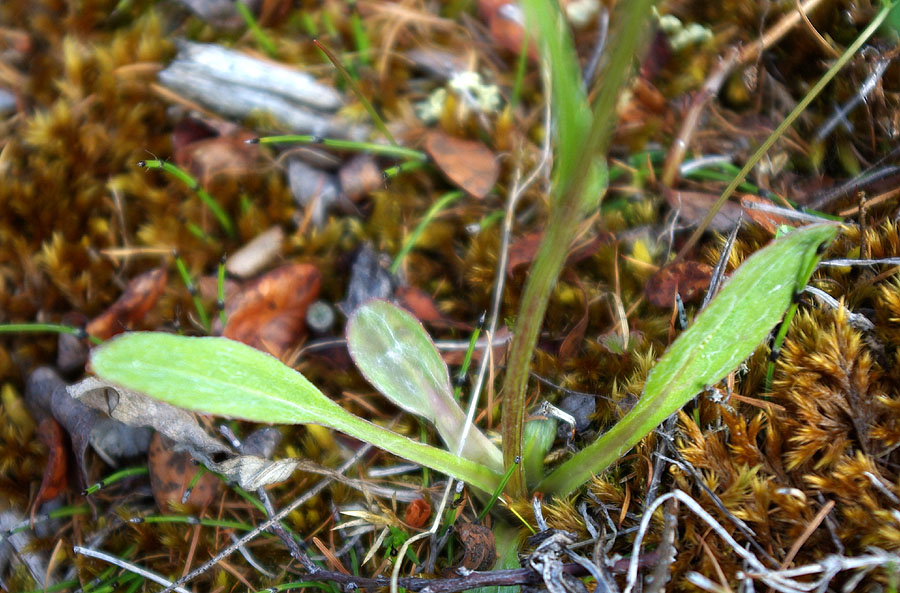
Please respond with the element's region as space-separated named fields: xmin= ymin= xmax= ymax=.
xmin=520 ymin=0 xmax=590 ymax=198
xmin=347 ymin=300 xmax=503 ymax=472
xmin=538 ymin=223 xmax=839 ymax=496
xmin=90 ymin=333 xmax=502 ymax=493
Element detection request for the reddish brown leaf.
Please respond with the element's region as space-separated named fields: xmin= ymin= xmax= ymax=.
xmin=404 ymin=498 xmax=431 ymax=528
xmin=174 ymin=132 xmax=259 ymax=186
xmin=394 ymin=286 xmax=468 ymax=330
xmin=457 ymin=522 xmax=496 ymax=571
xmin=739 ymin=194 xmax=792 ymax=233
xmin=32 ymin=417 xmax=68 ymax=520
xmin=86 ymin=267 xmax=168 ymax=340
xmin=223 ymin=263 xmax=321 ymax=358
xmin=479 ymin=0 xmax=538 ymax=59
xmin=508 ymin=232 xmax=611 ymax=276
xmin=645 ymin=261 xmax=713 ymax=308
xmin=424 ymin=131 xmax=499 ymax=199
xmin=148 ymin=432 xmax=219 ymax=513
xmin=664 ymin=189 xmax=744 ymax=232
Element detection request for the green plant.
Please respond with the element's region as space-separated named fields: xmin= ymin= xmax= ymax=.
xmin=85 ymin=0 xmax=877 ymax=503
xmin=90 ymin=223 xmax=836 ymax=498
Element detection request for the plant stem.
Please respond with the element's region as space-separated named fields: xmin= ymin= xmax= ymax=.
xmin=500 ymin=0 xmax=657 ymax=497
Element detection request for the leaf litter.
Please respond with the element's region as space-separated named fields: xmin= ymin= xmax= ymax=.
xmin=2 ymin=0 xmax=900 ymax=591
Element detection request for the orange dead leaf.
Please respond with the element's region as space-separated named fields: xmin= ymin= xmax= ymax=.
xmin=404 ymin=497 xmax=431 ymax=528
xmin=645 ymin=261 xmax=713 ymax=308
xmin=223 ymin=263 xmax=321 ymax=358
xmin=86 ymin=267 xmax=168 ymax=340
xmin=394 ymin=286 xmax=468 ymax=330
xmin=147 ymin=432 xmax=219 ymax=513
xmin=424 ymin=130 xmax=499 ymax=198
xmin=740 ymin=194 xmax=793 ymax=233
xmin=32 ymin=417 xmax=68 ymax=522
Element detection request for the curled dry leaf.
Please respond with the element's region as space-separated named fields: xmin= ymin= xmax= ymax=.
xmin=26 ymin=367 xmax=99 ymax=487
xmin=86 ymin=267 xmax=168 ymax=341
xmin=457 ymin=522 xmax=497 ymax=571
xmin=403 ymin=497 xmax=431 ymax=528
xmin=645 ymin=260 xmax=713 ymax=308
xmin=424 ymin=130 xmax=499 ymax=199
xmin=32 ymin=418 xmax=68 ymax=519
xmin=202 ymin=455 xmax=301 ymax=491
xmin=224 ymin=263 xmax=321 ymax=358
xmin=68 ymin=376 xmax=230 ymax=457
xmin=148 ymin=433 xmax=219 ymax=512
xmin=50 ymin=384 xmax=100 ymax=487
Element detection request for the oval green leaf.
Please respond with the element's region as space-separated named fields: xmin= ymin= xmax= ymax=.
xmin=538 ymin=223 xmax=839 ymax=496
xmin=347 ymin=300 xmax=503 ymax=472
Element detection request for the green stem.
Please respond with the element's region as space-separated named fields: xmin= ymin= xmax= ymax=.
xmin=391 ymin=190 xmax=463 ymax=274
xmin=235 ymin=0 xmax=277 ymax=57
xmin=0 ymin=323 xmax=102 ymax=345
xmin=138 ymin=160 xmax=235 ymax=239
xmin=500 ymin=0 xmax=657 ymax=497
xmin=250 ymin=135 xmax=426 ymax=161
xmin=313 ymin=40 xmax=397 ymax=146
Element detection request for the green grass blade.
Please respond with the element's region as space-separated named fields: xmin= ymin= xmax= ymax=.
xmin=90 ymin=332 xmax=501 ymax=493
xmin=538 ymin=223 xmax=839 ymax=496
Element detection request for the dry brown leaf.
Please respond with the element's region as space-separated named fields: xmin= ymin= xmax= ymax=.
xmin=404 ymin=498 xmax=431 ymax=528
xmin=148 ymin=432 xmax=219 ymax=513
xmin=664 ymin=189 xmax=743 ymax=232
xmin=32 ymin=418 xmax=68 ymax=520
xmin=224 ymin=263 xmax=321 ymax=358
xmin=68 ymin=376 xmax=230 ymax=456
xmin=424 ymin=130 xmax=498 ymax=198
xmin=645 ymin=260 xmax=713 ymax=308
xmin=394 ymin=286 xmax=468 ymax=329
xmin=86 ymin=267 xmax=168 ymax=340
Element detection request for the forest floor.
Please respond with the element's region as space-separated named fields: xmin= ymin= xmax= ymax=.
xmin=3 ymin=0 xmax=900 ymax=591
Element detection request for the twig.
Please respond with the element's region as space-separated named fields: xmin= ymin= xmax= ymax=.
xmin=159 ymin=444 xmax=373 ymax=593
xmin=813 ymin=58 xmax=889 ymax=142
xmin=73 ymin=546 xmax=193 ymax=593
xmin=270 ymin=555 xmax=657 ymax=593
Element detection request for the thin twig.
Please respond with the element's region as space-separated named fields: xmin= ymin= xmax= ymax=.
xmin=73 ymin=546 xmax=193 ymax=593
xmin=159 ymin=444 xmax=373 ymax=593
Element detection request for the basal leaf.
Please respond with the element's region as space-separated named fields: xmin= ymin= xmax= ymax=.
xmin=347 ymin=300 xmax=503 ymax=472
xmin=538 ymin=223 xmax=839 ymax=496
xmin=90 ymin=332 xmax=502 ymax=493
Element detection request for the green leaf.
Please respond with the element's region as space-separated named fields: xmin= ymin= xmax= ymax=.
xmin=90 ymin=333 xmax=502 ymax=493
xmin=522 ymin=418 xmax=556 ymax=487
xmin=346 ymin=300 xmax=503 ymax=472
xmin=520 ymin=0 xmax=590 ymax=198
xmin=538 ymin=223 xmax=840 ymax=496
